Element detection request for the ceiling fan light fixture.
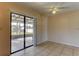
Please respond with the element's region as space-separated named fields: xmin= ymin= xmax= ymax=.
xmin=52 ymin=10 xmax=56 ymax=14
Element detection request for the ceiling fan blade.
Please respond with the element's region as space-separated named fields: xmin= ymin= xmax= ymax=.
xmin=43 ymin=6 xmax=70 ymax=9
xmin=58 ymin=7 xmax=70 ymax=9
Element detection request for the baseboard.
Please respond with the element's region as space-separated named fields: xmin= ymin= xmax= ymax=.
xmin=48 ymin=40 xmax=79 ymax=48
xmin=37 ymin=41 xmax=48 ymax=45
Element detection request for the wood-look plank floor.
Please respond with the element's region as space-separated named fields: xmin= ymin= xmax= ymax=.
xmin=11 ymin=41 xmax=79 ymax=56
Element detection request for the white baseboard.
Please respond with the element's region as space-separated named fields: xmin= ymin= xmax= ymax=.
xmin=48 ymin=40 xmax=79 ymax=48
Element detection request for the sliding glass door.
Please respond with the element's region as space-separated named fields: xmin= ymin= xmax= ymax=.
xmin=11 ymin=13 xmax=36 ymax=53
xmin=11 ymin=13 xmax=24 ymax=53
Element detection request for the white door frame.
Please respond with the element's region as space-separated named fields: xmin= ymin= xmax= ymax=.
xmin=33 ymin=18 xmax=37 ymax=47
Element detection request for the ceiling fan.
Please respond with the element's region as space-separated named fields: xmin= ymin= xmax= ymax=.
xmin=46 ymin=6 xmax=70 ymax=14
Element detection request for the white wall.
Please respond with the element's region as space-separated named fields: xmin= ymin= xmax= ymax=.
xmin=42 ymin=16 xmax=48 ymax=42
xmin=48 ymin=11 xmax=79 ymax=47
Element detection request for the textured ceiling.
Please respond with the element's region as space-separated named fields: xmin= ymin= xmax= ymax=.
xmin=19 ymin=2 xmax=79 ymax=14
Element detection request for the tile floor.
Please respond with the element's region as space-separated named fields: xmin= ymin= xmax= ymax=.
xmin=11 ymin=41 xmax=79 ymax=56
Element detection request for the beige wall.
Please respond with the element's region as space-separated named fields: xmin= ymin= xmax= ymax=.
xmin=48 ymin=11 xmax=79 ymax=47
xmin=0 ymin=3 xmax=44 ymax=56
xmin=41 ymin=15 xmax=48 ymax=42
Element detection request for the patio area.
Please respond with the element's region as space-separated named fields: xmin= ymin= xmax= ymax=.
xmin=11 ymin=37 xmax=33 ymax=52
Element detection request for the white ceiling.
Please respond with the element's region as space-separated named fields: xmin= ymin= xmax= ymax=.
xmin=19 ymin=2 xmax=79 ymax=14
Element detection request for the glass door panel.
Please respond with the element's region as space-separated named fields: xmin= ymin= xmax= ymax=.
xmin=25 ymin=17 xmax=34 ymax=47
xmin=11 ymin=13 xmax=24 ymax=53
